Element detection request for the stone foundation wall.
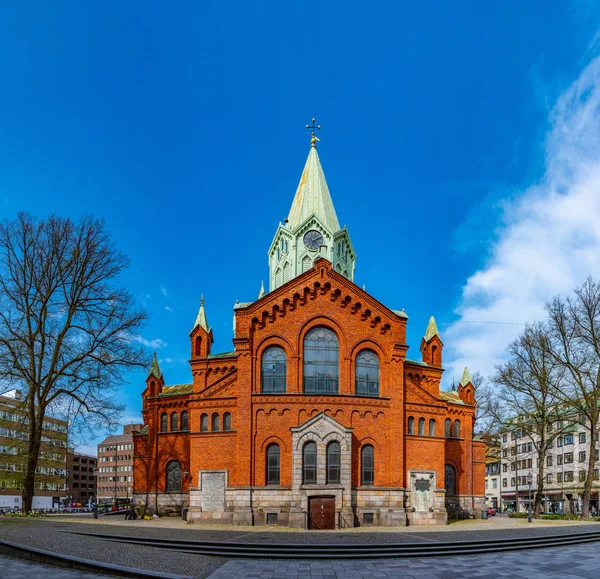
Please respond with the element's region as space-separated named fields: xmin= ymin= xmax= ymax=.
xmin=132 ymin=492 xmax=188 ymax=516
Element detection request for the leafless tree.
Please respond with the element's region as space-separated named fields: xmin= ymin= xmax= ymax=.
xmin=0 ymin=213 xmax=149 ymax=512
xmin=471 ymin=370 xmax=502 ymax=437
xmin=493 ymin=323 xmax=563 ymax=517
xmin=546 ymin=277 xmax=600 ymax=518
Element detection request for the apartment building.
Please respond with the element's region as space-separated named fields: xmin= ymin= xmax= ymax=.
xmin=485 ymin=438 xmax=501 ymax=510
xmin=500 ymin=420 xmax=600 ymax=514
xmin=66 ymin=450 xmax=97 ymax=506
xmin=0 ymin=389 xmax=68 ymax=510
xmin=97 ymin=423 xmax=142 ymax=504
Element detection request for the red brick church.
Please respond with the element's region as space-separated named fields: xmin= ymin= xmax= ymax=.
xmin=133 ymin=130 xmax=485 ymax=528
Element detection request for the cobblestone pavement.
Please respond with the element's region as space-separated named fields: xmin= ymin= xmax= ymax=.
xmin=0 ymin=554 xmax=111 ymax=579
xmin=208 ymin=542 xmax=600 ymax=578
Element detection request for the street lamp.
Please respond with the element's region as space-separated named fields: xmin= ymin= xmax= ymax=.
xmin=527 ymin=472 xmax=533 ymax=523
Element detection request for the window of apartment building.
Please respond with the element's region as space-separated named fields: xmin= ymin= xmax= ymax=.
xmin=547 ymin=473 xmax=553 ymax=483
xmin=557 ymin=419 xmax=563 ymax=429
xmin=547 ymin=439 xmax=553 ymax=449
xmin=511 ymin=447 xmax=517 ymax=456
xmin=557 ymin=436 xmax=563 ymax=447
xmin=596 ymin=449 xmax=599 ymax=461
xmin=557 ymin=455 xmax=563 ymax=466
xmin=511 ymin=477 xmax=516 ymax=486
xmin=502 ymin=449 xmax=508 ymax=458
xmin=547 ymin=456 xmax=553 ymax=466
xmin=511 ymin=462 xmax=516 ymax=471
xmin=564 ymin=453 xmax=573 ymax=464
xmin=564 ymin=471 xmax=574 ymax=482
xmin=511 ymin=431 xmax=516 ymax=440
xmin=557 ymin=472 xmax=563 ymax=483
xmin=565 ymin=434 xmax=574 ymax=445
xmin=527 ymin=442 xmax=533 ymax=452
xmin=503 ymin=464 xmax=508 ymax=472
xmin=503 ymin=478 xmax=507 ymax=487
xmin=594 ymin=469 xmax=599 ymax=481
xmin=579 ymin=451 xmax=586 ymax=463
xmin=579 ymin=432 xmax=586 ymax=444
xmin=503 ymin=433 xmax=508 ymax=443
xmin=517 ymin=429 xmax=523 ymax=438
xmin=485 ymin=480 xmax=488 ymax=490
xmin=527 ymin=459 xmax=533 ymax=469
xmin=492 ymin=479 xmax=497 ymax=489
xmin=579 ymin=470 xmax=587 ymax=482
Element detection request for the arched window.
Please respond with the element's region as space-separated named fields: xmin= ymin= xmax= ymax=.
xmin=304 ymin=327 xmax=339 ymax=394
xmin=223 ymin=412 xmax=231 ymax=431
xmin=212 ymin=413 xmax=220 ymax=431
xmin=361 ymin=445 xmax=374 ymax=485
xmin=418 ymin=417 xmax=425 ymax=436
xmin=431 ymin=345 xmax=438 ymax=365
xmin=200 ymin=413 xmax=208 ymax=432
xmin=327 ymin=441 xmax=341 ymax=484
xmin=355 ymin=350 xmax=380 ymax=396
xmin=170 ymin=412 xmax=178 ymax=432
xmin=429 ymin=419 xmax=436 ymax=437
xmin=445 ymin=464 xmax=456 ymax=496
xmin=454 ymin=420 xmax=461 ymax=438
xmin=180 ymin=411 xmax=189 ymax=431
xmin=195 ymin=336 xmax=202 ymax=357
xmin=407 ymin=416 xmax=415 ymax=435
xmin=160 ymin=413 xmax=168 ymax=433
xmin=261 ymin=346 xmax=287 ymax=394
xmin=303 ymin=442 xmax=317 ymax=484
xmin=266 ymin=444 xmax=280 ymax=485
xmin=444 ymin=418 xmax=451 ymax=437
xmin=166 ymin=461 xmax=182 ymax=492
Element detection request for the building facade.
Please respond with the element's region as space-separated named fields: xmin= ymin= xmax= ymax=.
xmin=0 ymin=390 xmax=68 ymax=510
xmin=484 ymin=438 xmax=501 ymax=510
xmin=500 ymin=422 xmax=600 ymax=514
xmin=133 ymin=137 xmax=485 ymax=528
xmin=66 ymin=450 xmax=97 ymax=506
xmin=97 ymin=424 xmax=141 ymax=504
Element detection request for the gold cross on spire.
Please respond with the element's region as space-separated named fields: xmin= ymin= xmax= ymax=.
xmin=306 ymin=118 xmax=321 ymax=147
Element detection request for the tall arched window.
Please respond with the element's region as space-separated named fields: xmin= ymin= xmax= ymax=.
xmin=195 ymin=336 xmax=202 ymax=357
xmin=454 ymin=420 xmax=461 ymax=438
xmin=361 ymin=445 xmax=374 ymax=485
xmin=444 ymin=418 xmax=451 ymax=437
xmin=200 ymin=413 xmax=208 ymax=432
xmin=266 ymin=444 xmax=280 ymax=485
xmin=304 ymin=327 xmax=339 ymax=394
xmin=223 ymin=412 xmax=231 ymax=431
xmin=429 ymin=419 xmax=436 ymax=437
xmin=327 ymin=441 xmax=341 ymax=484
xmin=262 ymin=346 xmax=287 ymax=393
xmin=355 ymin=350 xmax=380 ymax=396
xmin=303 ymin=442 xmax=317 ymax=484
xmin=212 ymin=413 xmax=220 ymax=431
xmin=170 ymin=412 xmax=178 ymax=432
xmin=160 ymin=413 xmax=168 ymax=433
xmin=418 ymin=417 xmax=425 ymax=436
xmin=166 ymin=461 xmax=182 ymax=492
xmin=180 ymin=411 xmax=189 ymax=431
xmin=407 ymin=416 xmax=415 ymax=435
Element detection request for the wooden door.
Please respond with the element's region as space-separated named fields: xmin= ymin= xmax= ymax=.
xmin=309 ymin=496 xmax=335 ymax=530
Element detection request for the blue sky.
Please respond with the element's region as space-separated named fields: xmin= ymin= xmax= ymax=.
xmin=1 ymin=2 xmax=600 ymax=452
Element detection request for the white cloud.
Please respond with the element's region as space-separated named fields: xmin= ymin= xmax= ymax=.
xmin=165 ymin=305 xmax=173 ymax=313
xmin=160 ymin=285 xmax=168 ymax=297
xmin=445 ymin=55 xmax=600 ymax=384
xmin=133 ymin=335 xmax=167 ymax=349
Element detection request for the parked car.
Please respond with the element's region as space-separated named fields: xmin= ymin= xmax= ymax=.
xmin=486 ymin=508 xmax=497 ymax=516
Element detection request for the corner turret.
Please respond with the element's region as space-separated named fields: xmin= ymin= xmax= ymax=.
xmin=458 ymin=366 xmax=475 ymax=405
xmin=190 ymin=296 xmax=213 ymax=358
xmin=420 ymin=316 xmax=444 ymax=367
xmin=146 ymin=352 xmax=164 ymax=397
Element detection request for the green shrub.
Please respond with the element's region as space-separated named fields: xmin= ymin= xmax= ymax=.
xmin=508 ymin=512 xmax=528 ymax=518
xmin=541 ymin=514 xmax=583 ymax=520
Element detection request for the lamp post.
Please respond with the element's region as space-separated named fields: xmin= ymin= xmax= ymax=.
xmin=114 ymin=443 xmax=118 ymax=509
xmin=527 ymin=472 xmax=533 ymax=523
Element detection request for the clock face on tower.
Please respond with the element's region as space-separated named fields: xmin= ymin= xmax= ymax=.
xmin=303 ymin=230 xmax=324 ymax=251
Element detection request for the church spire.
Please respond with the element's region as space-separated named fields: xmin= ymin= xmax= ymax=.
xmin=286 ymin=136 xmax=340 ymax=232
xmin=149 ymin=352 xmax=162 ymax=379
xmin=258 ymin=280 xmax=266 ymax=299
xmin=459 ymin=366 xmax=472 ymax=386
xmin=424 ymin=316 xmax=440 ymax=341
xmin=191 ymin=295 xmax=209 ymax=333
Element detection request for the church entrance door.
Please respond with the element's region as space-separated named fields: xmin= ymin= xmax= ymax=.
xmin=308 ymin=496 xmax=335 ymax=530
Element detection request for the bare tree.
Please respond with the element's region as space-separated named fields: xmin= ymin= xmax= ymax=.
xmin=493 ymin=323 xmax=563 ymax=517
xmin=546 ymin=277 xmax=600 ymax=519
xmin=471 ymin=370 xmax=502 ymax=437
xmin=0 ymin=213 xmax=149 ymax=512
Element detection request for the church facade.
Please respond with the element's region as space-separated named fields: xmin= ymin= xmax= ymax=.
xmin=132 ymin=135 xmax=485 ymax=528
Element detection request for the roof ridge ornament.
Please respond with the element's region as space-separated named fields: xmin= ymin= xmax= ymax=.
xmin=306 ymin=117 xmax=321 ymax=148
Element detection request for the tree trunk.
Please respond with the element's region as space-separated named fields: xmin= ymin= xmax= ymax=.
xmin=583 ymin=420 xmax=597 ymax=518
xmin=535 ymin=442 xmax=545 ymax=517
xmin=22 ymin=400 xmax=43 ymax=513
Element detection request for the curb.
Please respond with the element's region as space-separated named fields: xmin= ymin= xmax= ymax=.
xmin=0 ymin=538 xmax=193 ymax=579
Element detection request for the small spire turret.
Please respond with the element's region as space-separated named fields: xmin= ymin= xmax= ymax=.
xmin=258 ymin=281 xmax=266 ymax=299
xmin=459 ymin=366 xmax=472 ymax=386
xmin=149 ymin=352 xmax=162 ymax=379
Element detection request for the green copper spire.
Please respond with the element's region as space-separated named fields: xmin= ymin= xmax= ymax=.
xmin=192 ymin=295 xmax=209 ymax=333
xmin=459 ymin=366 xmax=472 ymax=386
xmin=258 ymin=280 xmax=266 ymax=299
xmin=424 ymin=316 xmax=440 ymax=341
xmin=149 ymin=352 xmax=162 ymax=379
